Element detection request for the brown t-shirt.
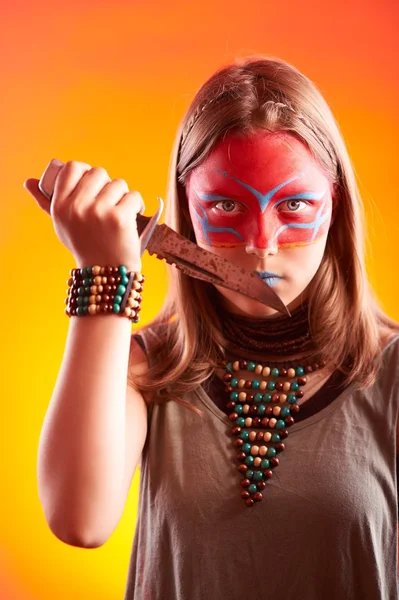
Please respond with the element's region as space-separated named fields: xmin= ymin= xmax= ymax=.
xmin=125 ymin=330 xmax=399 ymax=600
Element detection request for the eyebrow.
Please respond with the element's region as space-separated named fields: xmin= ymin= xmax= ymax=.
xmin=196 ymin=189 xmax=326 ymax=206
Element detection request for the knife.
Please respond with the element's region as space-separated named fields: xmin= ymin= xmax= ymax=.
xmin=38 ymin=160 xmax=290 ymax=315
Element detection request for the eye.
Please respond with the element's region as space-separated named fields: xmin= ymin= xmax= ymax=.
xmin=214 ymin=200 xmax=238 ymax=213
xmin=281 ymin=199 xmax=307 ymax=212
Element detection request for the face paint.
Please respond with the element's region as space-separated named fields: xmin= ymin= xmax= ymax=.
xmin=191 ymin=169 xmax=331 ymax=250
xmin=186 ymin=131 xmax=335 ymax=317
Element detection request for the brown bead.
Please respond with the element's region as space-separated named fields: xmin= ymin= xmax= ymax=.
xmin=312 ymin=363 xmax=319 ymax=371
xmin=240 ymin=479 xmax=251 ymax=488
xmin=241 ymin=490 xmax=250 ymax=500
xmin=246 ymin=393 xmax=254 ymax=402
xmin=99 ymin=303 xmax=107 ymax=312
xmin=253 ymin=492 xmax=263 ymax=502
xmin=102 ymin=294 xmax=110 ymax=302
xmin=253 ymin=417 xmax=262 ymax=426
xmin=245 ymin=380 xmax=252 ymax=389
xmin=305 ymin=365 xmax=313 ymax=373
xmin=104 ymin=284 xmax=112 ymax=293
xmin=226 ymin=385 xmax=233 ymax=392
xmin=285 ymin=416 xmax=295 ymax=426
xmin=223 ymin=373 xmax=232 ymax=382
xmin=263 ymin=469 xmax=273 ymax=479
xmin=108 ymin=276 xmax=116 ymax=284
xmin=290 ymin=404 xmax=300 ymax=414
xmin=239 ymin=360 xmax=248 ymax=370
xmin=67 ymin=277 xmax=73 ymax=286
xmin=279 ymin=430 xmax=289 ymax=439
xmin=296 ymin=390 xmax=304 ymax=398
xmin=298 ymin=376 xmax=307 ymax=386
xmin=280 ymin=368 xmax=288 ymax=377
xmin=266 ymin=406 xmax=273 ymax=416
xmin=237 ymin=452 xmax=246 ymax=461
xmin=105 ymin=266 xmax=114 ymax=275
xmin=270 ymin=457 xmax=280 ymax=468
xmin=261 ymin=418 xmax=269 ymax=427
xmin=228 ymin=412 xmax=238 ymax=421
xmin=238 ymin=464 xmax=248 ymax=474
xmin=257 ymin=481 xmax=266 ymax=490
xmin=245 ymin=498 xmax=255 ymax=507
xmin=256 ymin=432 xmax=264 ymax=441
xmin=275 ymin=382 xmax=283 ymax=391
xmin=234 ymin=439 xmax=244 ymax=448
xmin=276 ymin=443 xmax=286 ymax=453
xmin=271 ymin=393 xmax=280 ymax=403
xmin=319 ymin=359 xmax=326 ymax=368
xmin=248 ymin=405 xmax=257 ymax=416
xmin=231 ymin=426 xmax=241 ymax=435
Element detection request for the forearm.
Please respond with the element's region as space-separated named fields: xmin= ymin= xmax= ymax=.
xmin=37 ymin=315 xmax=132 ymax=541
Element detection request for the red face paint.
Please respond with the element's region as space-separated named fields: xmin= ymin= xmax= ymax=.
xmin=186 ymin=131 xmax=333 ymax=251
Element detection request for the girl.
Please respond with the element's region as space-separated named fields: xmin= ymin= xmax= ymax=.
xmin=25 ymin=56 xmax=399 ymax=599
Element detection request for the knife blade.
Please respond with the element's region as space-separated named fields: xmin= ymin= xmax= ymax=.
xmin=136 ymin=211 xmax=290 ymax=315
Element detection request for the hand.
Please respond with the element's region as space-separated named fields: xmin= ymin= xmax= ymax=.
xmin=23 ymin=159 xmax=145 ymax=271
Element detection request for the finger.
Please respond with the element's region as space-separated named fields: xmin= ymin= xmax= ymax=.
xmin=91 ymin=178 xmax=130 ymax=213
xmin=52 ymin=161 xmax=92 ymax=214
xmin=116 ymin=190 xmax=146 ymax=217
xmin=23 ymin=178 xmax=52 ymax=216
xmin=69 ymin=166 xmax=111 ymax=212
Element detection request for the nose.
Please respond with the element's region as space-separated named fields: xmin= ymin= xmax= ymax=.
xmin=245 ymin=244 xmax=278 ymax=258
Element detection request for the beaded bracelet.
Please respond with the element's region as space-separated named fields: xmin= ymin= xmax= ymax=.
xmin=65 ymin=265 xmax=145 ymax=323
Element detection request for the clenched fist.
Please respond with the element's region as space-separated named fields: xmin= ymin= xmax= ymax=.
xmin=24 ymin=159 xmax=145 ymax=271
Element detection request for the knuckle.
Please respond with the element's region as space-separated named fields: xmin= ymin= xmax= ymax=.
xmin=90 ymin=166 xmax=109 ymax=178
xmin=112 ymin=177 xmax=128 ymax=189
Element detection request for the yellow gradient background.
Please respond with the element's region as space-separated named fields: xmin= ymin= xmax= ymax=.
xmin=1 ymin=0 xmax=398 ymax=598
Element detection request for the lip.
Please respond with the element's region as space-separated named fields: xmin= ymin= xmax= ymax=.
xmin=256 ymin=271 xmax=282 ymax=279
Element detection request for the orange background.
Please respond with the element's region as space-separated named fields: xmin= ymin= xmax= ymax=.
xmin=1 ymin=0 xmax=398 ymax=598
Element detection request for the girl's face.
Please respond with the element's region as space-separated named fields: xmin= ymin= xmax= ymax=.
xmin=185 ymin=130 xmax=334 ymax=317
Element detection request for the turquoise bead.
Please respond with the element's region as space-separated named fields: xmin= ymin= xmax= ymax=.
xmin=296 ymin=366 xmax=305 ymax=376
xmin=83 ymin=278 xmax=92 ymax=287
xmin=261 ymin=458 xmax=270 ymax=469
xmin=267 ymin=381 xmax=276 ymax=391
xmin=276 ymin=419 xmax=285 ymax=430
xmin=271 ymin=367 xmax=280 ymax=377
xmin=239 ymin=431 xmax=249 ymax=441
xmin=235 ymin=405 xmax=243 ymax=414
xmin=78 ymin=286 xmax=85 ymax=295
xmin=291 ymin=382 xmax=299 ymax=391
xmin=121 ymin=274 xmax=129 ymax=285
xmin=257 ymin=404 xmax=266 ymax=416
xmin=76 ymin=306 xmax=85 ymax=316
xmin=113 ymin=304 xmax=121 ymax=314
xmin=226 ymin=361 xmax=233 ymax=372
xmin=116 ymin=284 xmax=126 ymax=296
xmin=231 ymin=378 xmax=239 ymax=388
xmin=254 ymin=393 xmax=263 ymax=403
xmin=253 ymin=471 xmax=264 ymax=482
xmin=247 ymin=361 xmax=256 ymax=371
xmin=245 ymin=470 xmax=254 ymax=480
xmin=236 ymin=417 xmax=245 ymax=427
xmin=264 ymin=393 xmax=272 ymax=403
xmin=242 ymin=443 xmax=251 ymax=454
xmin=251 ymin=379 xmax=260 ymax=389
xmin=271 ymin=433 xmax=281 ymax=442
xmin=287 ymin=394 xmax=297 ymax=404
xmin=83 ymin=296 xmax=89 ymax=305
xmin=118 ymin=265 xmax=128 ymax=275
xmin=280 ymin=407 xmax=290 ymax=418
xmin=114 ymin=295 xmax=123 ymax=305
xmin=84 ymin=286 xmax=90 ymax=294
xmin=86 ymin=266 xmax=93 ymax=276
xmin=77 ymin=297 xmax=84 ymax=306
xmin=230 ymin=391 xmax=239 ymax=401
xmin=267 ymin=447 xmax=277 ymax=458
xmin=245 ymin=456 xmax=254 ymax=467
xmin=248 ymin=484 xmax=257 ymax=494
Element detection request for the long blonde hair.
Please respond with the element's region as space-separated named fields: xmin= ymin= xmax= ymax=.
xmin=129 ymin=55 xmax=398 ymax=413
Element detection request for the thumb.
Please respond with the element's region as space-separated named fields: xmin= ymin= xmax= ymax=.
xmin=23 ymin=178 xmax=51 ymax=216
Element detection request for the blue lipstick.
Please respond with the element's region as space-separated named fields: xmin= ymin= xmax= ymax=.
xmin=255 ymin=271 xmax=282 ymax=288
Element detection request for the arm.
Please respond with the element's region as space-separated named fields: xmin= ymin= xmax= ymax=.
xmin=37 ymin=316 xmax=148 ymax=548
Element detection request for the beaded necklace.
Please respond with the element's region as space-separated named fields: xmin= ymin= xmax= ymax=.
xmin=222 ymin=356 xmax=326 ymax=507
